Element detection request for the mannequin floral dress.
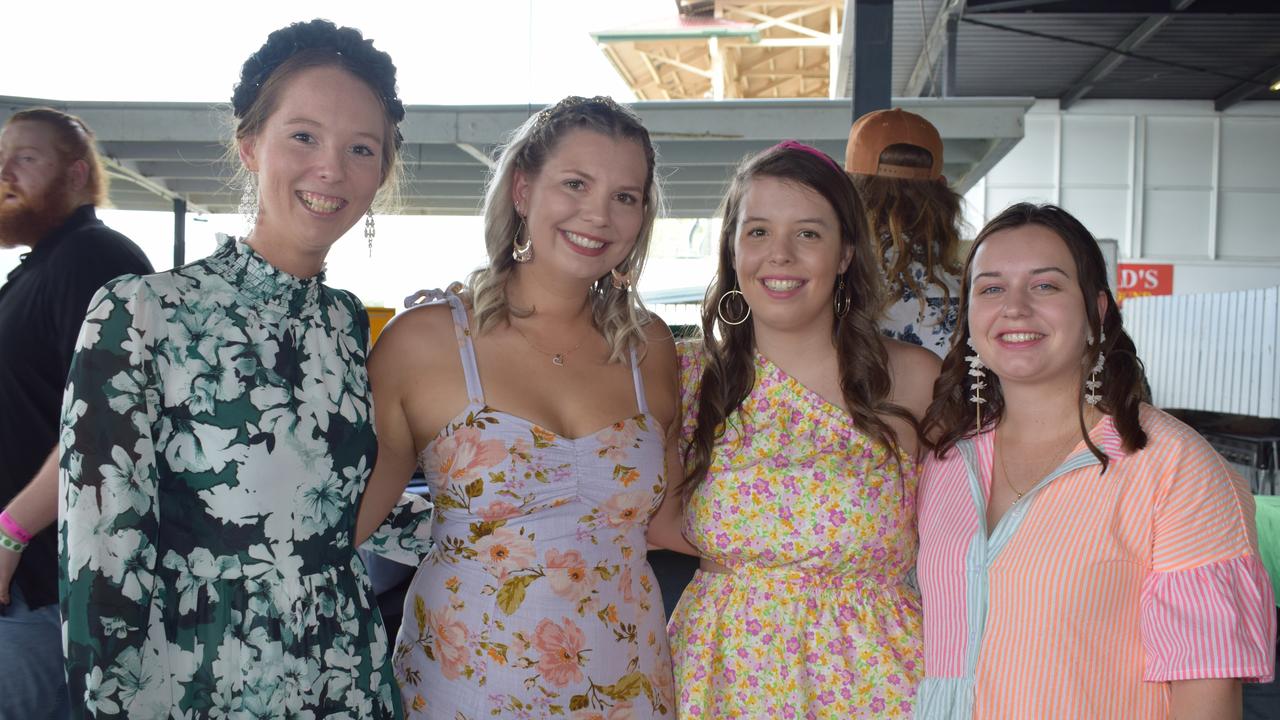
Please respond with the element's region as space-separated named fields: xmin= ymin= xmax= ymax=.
xmin=59 ymin=237 xmax=432 ymax=718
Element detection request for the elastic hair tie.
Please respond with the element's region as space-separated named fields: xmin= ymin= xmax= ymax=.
xmin=772 ymin=140 xmax=843 ymax=175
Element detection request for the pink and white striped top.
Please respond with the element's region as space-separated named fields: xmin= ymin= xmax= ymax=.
xmin=916 ymin=405 xmax=1275 ymax=719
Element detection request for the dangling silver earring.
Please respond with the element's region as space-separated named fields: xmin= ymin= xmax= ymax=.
xmin=966 ymin=337 xmax=988 ymax=430
xmin=610 ymin=267 xmax=631 ymax=291
xmin=1085 ymin=330 xmax=1106 ymax=405
xmin=512 ymin=215 xmax=533 ymax=263
xmin=833 ymin=276 xmax=850 ymax=318
xmin=716 ymin=284 xmax=751 ymax=326
xmin=365 ymin=209 xmax=375 ymax=257
xmin=239 ymin=175 xmax=258 ymax=234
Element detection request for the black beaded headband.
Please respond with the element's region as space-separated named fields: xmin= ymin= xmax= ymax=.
xmin=232 ymin=19 xmax=405 ymax=146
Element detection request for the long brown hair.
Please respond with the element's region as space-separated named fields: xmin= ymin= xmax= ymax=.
xmin=851 ymin=143 xmax=963 ymax=317
xmin=682 ymin=144 xmax=917 ymax=498
xmin=922 ymin=203 xmax=1150 ymax=469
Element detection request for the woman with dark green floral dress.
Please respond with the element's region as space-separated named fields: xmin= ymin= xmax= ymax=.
xmin=58 ymin=21 xmax=430 ymax=718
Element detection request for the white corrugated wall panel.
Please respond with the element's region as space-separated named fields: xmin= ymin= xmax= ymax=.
xmin=1125 ymin=287 xmax=1279 ymax=418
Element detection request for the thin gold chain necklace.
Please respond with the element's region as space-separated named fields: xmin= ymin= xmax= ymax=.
xmin=995 ymin=427 xmax=1081 ymax=505
xmin=510 ymin=322 xmax=589 ymax=366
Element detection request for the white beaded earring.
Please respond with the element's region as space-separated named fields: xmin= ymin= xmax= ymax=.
xmin=1085 ymin=330 xmax=1106 ymax=406
xmin=966 ymin=337 xmax=988 ymax=430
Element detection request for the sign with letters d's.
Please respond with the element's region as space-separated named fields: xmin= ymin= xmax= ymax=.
xmin=1116 ymin=263 xmax=1173 ymax=304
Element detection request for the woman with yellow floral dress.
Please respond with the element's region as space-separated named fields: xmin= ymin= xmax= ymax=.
xmin=360 ymin=97 xmax=677 ymax=718
xmin=647 ymin=142 xmax=940 ymax=718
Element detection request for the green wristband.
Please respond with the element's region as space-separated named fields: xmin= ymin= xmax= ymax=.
xmin=0 ymin=531 xmax=25 ymax=553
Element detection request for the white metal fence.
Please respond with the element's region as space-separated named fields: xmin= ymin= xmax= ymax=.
xmin=1124 ymin=286 xmax=1279 ymax=419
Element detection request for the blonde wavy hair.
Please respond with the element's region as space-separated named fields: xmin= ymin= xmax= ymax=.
xmin=466 ymin=96 xmax=663 ymax=364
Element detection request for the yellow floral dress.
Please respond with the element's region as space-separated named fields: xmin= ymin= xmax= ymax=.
xmin=392 ymin=294 xmax=674 ymax=719
xmin=669 ymin=341 xmax=923 ymax=718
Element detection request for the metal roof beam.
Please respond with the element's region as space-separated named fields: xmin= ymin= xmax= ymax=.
xmin=967 ymin=0 xmax=1275 ymax=12
xmin=5 ymin=97 xmax=1032 ymax=215
xmin=905 ymin=0 xmax=967 ymax=98
xmin=834 ymin=0 xmax=857 ymax=98
xmin=727 ymin=6 xmax=832 ymax=41
xmin=1060 ymin=0 xmax=1196 ymax=109
xmin=642 ymin=49 xmax=714 ymax=80
xmin=454 ymin=143 xmax=495 ymax=170
xmin=102 ymin=156 xmax=210 ymax=215
xmin=1215 ymin=60 xmax=1280 ymax=111
xmin=967 ymin=0 xmax=1090 ymax=11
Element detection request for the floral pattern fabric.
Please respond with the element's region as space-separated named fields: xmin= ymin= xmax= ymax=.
xmin=392 ymin=294 xmax=674 ymax=719
xmin=58 ymin=237 xmax=432 ymax=718
xmin=879 ymin=243 xmax=961 ymax=359
xmin=669 ymin=341 xmax=924 ymax=718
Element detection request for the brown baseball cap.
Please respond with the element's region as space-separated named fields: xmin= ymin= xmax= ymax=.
xmin=844 ymin=108 xmax=944 ymax=181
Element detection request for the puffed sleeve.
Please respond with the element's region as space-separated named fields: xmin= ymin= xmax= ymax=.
xmin=1139 ymin=418 xmax=1276 ymax=683
xmin=360 ymin=492 xmax=434 ymax=566
xmin=59 ymin=276 xmax=165 ymax=718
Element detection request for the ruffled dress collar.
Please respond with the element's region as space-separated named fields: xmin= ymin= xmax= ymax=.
xmin=206 ymin=234 xmax=323 ymax=315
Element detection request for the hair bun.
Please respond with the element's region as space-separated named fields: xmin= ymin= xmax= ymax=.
xmin=231 ymin=18 xmax=405 ymax=128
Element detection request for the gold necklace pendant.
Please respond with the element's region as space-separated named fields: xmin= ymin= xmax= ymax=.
xmin=997 ymin=425 xmax=1080 ymax=507
xmin=512 ymin=322 xmax=587 ymax=367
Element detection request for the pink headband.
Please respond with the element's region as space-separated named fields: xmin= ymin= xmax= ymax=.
xmin=773 ymin=140 xmax=843 ymax=175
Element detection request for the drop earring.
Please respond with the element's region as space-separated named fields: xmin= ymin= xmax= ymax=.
xmin=239 ymin=175 xmax=258 ymax=234
xmin=512 ymin=213 xmax=532 ymax=263
xmin=365 ymin=209 xmax=375 ymax=257
xmin=1085 ymin=330 xmax=1106 ymax=405
xmin=610 ymin=268 xmax=632 ymax=291
xmin=966 ymin=337 xmax=988 ymax=431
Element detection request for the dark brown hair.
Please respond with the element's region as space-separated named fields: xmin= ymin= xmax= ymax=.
xmin=922 ymin=203 xmax=1150 ymax=468
xmin=852 ymin=143 xmax=963 ymax=319
xmin=6 ymin=107 xmax=109 ymax=206
xmin=231 ymin=20 xmax=404 ymax=186
xmin=682 ymin=143 xmax=917 ymax=498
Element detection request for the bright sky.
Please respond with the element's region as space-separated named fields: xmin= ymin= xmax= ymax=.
xmin=4 ymin=0 xmax=672 ymax=105
xmin=1 ymin=0 xmax=719 ymax=312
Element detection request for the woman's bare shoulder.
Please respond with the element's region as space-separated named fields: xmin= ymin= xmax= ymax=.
xmin=884 ymin=338 xmax=942 ymax=418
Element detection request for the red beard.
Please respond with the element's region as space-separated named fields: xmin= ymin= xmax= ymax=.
xmin=0 ymin=172 xmax=73 ymax=249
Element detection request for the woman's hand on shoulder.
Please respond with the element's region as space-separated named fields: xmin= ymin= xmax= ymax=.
xmin=884 ymin=338 xmax=942 ymax=422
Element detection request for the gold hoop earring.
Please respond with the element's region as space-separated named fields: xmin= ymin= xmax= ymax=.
xmin=717 ymin=287 xmax=751 ymax=326
xmin=833 ymin=276 xmax=850 ymax=317
xmin=512 ymin=216 xmax=532 ymax=263
xmin=610 ymin=267 xmax=632 ymax=291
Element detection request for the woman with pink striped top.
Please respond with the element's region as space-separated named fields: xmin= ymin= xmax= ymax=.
xmin=916 ymin=203 xmax=1275 ymax=720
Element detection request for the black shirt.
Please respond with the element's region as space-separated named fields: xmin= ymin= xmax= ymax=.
xmin=0 ymin=205 xmax=152 ymax=609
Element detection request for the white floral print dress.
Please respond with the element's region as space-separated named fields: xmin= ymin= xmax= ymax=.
xmin=59 ymin=237 xmax=432 ymax=719
xmin=392 ymin=294 xmax=675 ymax=719
xmin=878 ymin=243 xmax=961 ymax=359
